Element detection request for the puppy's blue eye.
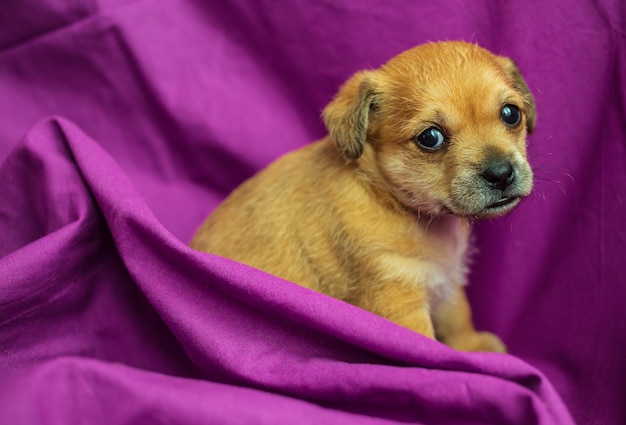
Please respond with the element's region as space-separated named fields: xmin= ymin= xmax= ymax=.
xmin=501 ymin=104 xmax=521 ymax=126
xmin=416 ymin=127 xmax=445 ymax=150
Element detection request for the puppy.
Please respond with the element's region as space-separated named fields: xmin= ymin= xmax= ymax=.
xmin=191 ymin=41 xmax=535 ymax=352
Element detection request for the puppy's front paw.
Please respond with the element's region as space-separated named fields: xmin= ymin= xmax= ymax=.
xmin=445 ymin=331 xmax=507 ymax=353
xmin=471 ymin=331 xmax=507 ymax=353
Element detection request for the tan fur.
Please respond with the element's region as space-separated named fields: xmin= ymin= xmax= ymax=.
xmin=191 ymin=41 xmax=536 ymax=352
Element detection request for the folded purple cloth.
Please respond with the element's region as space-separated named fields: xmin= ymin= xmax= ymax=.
xmin=0 ymin=116 xmax=573 ymax=424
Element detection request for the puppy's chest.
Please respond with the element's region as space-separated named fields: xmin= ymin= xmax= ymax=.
xmin=383 ymin=218 xmax=471 ymax=301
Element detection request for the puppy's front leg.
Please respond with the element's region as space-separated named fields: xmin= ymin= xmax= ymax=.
xmin=359 ymin=283 xmax=435 ymax=339
xmin=432 ymin=284 xmax=506 ymax=352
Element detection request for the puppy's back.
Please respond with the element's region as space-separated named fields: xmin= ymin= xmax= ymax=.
xmin=191 ymin=139 xmax=366 ymax=296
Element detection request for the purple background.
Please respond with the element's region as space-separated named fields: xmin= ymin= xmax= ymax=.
xmin=0 ymin=1 xmax=624 ymax=424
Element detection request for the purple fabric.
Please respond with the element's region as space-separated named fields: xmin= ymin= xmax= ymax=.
xmin=0 ymin=1 xmax=623 ymax=424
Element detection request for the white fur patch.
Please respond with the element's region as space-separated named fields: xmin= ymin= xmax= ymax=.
xmin=377 ymin=217 xmax=471 ymax=306
xmin=378 ymin=252 xmax=468 ymax=307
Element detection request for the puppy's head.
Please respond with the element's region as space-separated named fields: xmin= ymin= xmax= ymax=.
xmin=323 ymin=41 xmax=535 ymax=219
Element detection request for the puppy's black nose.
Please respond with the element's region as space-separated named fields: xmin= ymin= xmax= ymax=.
xmin=481 ymin=160 xmax=515 ymax=190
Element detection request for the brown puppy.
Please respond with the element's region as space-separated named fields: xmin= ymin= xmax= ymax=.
xmin=191 ymin=41 xmax=535 ymax=352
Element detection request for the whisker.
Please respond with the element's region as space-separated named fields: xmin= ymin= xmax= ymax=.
xmin=426 ymin=214 xmax=436 ymax=231
xmin=534 ymin=176 xmax=563 ymax=184
xmin=532 ymin=166 xmax=572 ymax=176
xmin=534 ymin=181 xmax=567 ymax=195
xmin=531 ymin=189 xmax=547 ymax=201
xmin=564 ymin=172 xmax=576 ymax=183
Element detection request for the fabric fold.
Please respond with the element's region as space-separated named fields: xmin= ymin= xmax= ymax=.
xmin=0 ymin=117 xmax=574 ymax=424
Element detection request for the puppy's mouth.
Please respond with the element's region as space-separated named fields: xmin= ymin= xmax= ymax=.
xmin=477 ymin=196 xmax=521 ymax=218
xmin=486 ymin=196 xmax=518 ymax=210
xmin=444 ymin=195 xmax=523 ymax=219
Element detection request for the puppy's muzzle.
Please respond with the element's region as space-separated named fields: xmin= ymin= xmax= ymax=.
xmin=479 ymin=154 xmax=532 ymax=213
xmin=449 ymin=153 xmax=533 ymax=217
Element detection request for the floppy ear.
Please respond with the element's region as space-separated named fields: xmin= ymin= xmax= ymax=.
xmin=498 ymin=57 xmax=537 ymax=134
xmin=322 ymin=70 xmax=378 ymax=160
